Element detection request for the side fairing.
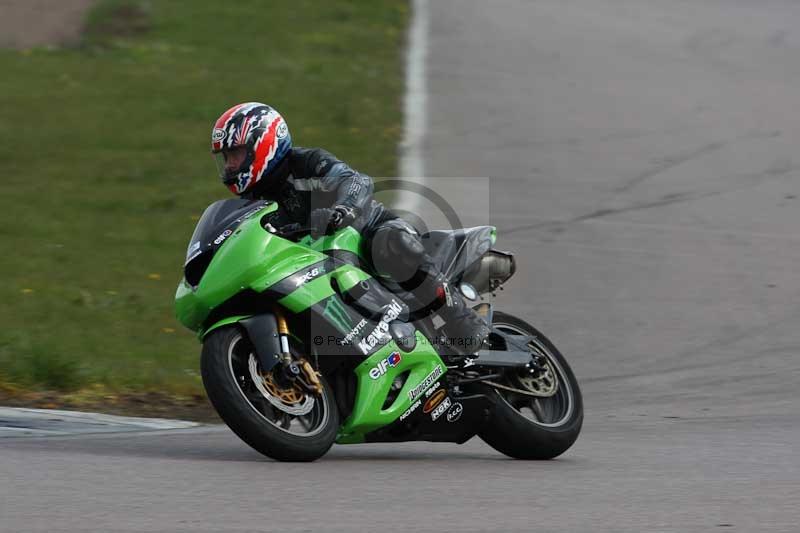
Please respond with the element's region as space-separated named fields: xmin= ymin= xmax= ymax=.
xmin=337 ymin=334 xmax=446 ymax=443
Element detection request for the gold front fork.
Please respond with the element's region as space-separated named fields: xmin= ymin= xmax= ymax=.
xmin=274 ymin=308 xmax=292 ymax=363
xmin=274 ymin=307 xmax=323 ymax=395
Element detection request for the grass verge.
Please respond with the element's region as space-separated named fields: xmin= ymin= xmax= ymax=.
xmin=0 ymin=0 xmax=408 ymax=413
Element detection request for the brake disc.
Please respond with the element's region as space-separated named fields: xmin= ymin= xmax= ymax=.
xmin=248 ymin=355 xmax=314 ymax=416
xmin=515 ymin=355 xmax=558 ymax=396
xmin=485 ymin=343 xmax=559 ymax=398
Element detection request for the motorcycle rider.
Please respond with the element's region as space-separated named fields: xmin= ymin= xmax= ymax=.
xmin=210 ymin=102 xmax=490 ymax=356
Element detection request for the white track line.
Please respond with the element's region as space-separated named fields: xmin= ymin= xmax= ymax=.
xmin=0 ymin=407 xmax=198 ymax=438
xmin=396 ymin=0 xmax=429 ymax=213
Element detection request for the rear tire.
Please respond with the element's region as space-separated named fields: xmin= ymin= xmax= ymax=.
xmin=479 ymin=312 xmax=583 ymax=459
xmin=201 ymin=327 xmax=338 ymax=462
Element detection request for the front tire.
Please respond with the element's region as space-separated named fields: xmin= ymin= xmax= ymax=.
xmin=479 ymin=312 xmax=583 ymax=459
xmin=201 ymin=327 xmax=339 ymax=462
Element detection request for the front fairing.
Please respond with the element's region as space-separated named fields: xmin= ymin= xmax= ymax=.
xmin=184 ymin=199 xmax=272 ymax=271
xmin=175 ymin=201 xmax=326 ymax=331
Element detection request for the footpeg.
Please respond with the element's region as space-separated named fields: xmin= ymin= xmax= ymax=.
xmin=473 ymin=302 xmax=493 ymax=325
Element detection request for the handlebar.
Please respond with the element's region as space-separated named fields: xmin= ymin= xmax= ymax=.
xmin=263 ymin=210 xmax=344 ymax=239
xmin=276 ymin=223 xmax=313 ymax=239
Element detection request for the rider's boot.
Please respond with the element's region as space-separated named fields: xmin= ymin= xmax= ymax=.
xmin=396 ymin=260 xmax=490 ymax=358
xmin=434 ymin=282 xmax=491 ymax=358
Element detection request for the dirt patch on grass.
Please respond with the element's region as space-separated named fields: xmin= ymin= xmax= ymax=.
xmin=86 ymin=1 xmax=152 ymax=42
xmin=0 ymin=0 xmax=153 ymax=49
xmin=0 ymin=0 xmax=96 ymax=49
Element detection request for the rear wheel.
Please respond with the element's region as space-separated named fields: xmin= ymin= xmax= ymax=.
xmin=201 ymin=327 xmax=338 ymax=462
xmin=479 ymin=312 xmax=583 ymax=459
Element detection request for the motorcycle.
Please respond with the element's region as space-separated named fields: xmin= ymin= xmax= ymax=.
xmin=175 ymin=199 xmax=583 ymax=461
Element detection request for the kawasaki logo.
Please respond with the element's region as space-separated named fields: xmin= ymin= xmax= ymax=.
xmin=408 ymin=365 xmax=444 ymax=401
xmin=357 ymin=300 xmax=403 ymax=354
xmin=368 ymin=352 xmax=401 ymax=380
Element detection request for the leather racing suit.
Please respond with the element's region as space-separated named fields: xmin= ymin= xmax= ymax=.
xmin=243 ymin=147 xmax=490 ymax=356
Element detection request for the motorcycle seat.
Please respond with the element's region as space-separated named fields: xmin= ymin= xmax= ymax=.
xmin=419 ymin=226 xmax=495 ymax=279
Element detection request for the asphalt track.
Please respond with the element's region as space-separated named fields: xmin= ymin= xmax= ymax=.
xmin=2 ymin=1 xmax=800 ymax=531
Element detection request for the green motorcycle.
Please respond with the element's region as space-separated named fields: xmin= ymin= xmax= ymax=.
xmin=175 ymin=199 xmax=583 ymax=461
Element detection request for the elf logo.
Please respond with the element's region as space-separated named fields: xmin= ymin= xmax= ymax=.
xmin=368 ymin=351 xmax=401 ymax=380
xmin=213 ymin=229 xmax=232 ymax=245
xmin=423 ymin=389 xmax=447 ymax=414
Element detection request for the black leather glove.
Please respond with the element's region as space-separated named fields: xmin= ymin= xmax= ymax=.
xmin=309 ymin=208 xmax=336 ymax=239
xmin=332 ymin=205 xmax=358 ymax=228
xmin=309 ymin=205 xmax=359 ymax=238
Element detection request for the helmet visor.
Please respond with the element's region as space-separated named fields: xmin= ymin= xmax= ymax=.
xmin=211 ymin=152 xmax=226 ymax=180
xmin=213 ymin=151 xmax=227 ymax=180
xmin=213 ymin=146 xmax=248 ymax=183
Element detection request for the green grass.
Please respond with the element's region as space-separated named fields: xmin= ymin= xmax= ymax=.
xmin=0 ymin=0 xmax=408 ymax=394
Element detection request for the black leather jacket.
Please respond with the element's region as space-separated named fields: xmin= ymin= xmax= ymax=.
xmin=243 ymin=147 xmax=392 ymax=232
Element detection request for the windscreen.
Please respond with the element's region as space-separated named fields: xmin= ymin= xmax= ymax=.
xmin=185 ymin=199 xmax=271 ymax=265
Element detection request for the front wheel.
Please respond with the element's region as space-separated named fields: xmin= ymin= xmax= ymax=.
xmin=201 ymin=327 xmax=339 ymax=462
xmin=479 ymin=312 xmax=583 ymax=459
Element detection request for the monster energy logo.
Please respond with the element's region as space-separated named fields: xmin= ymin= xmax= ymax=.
xmin=323 ymin=297 xmax=352 ymax=334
